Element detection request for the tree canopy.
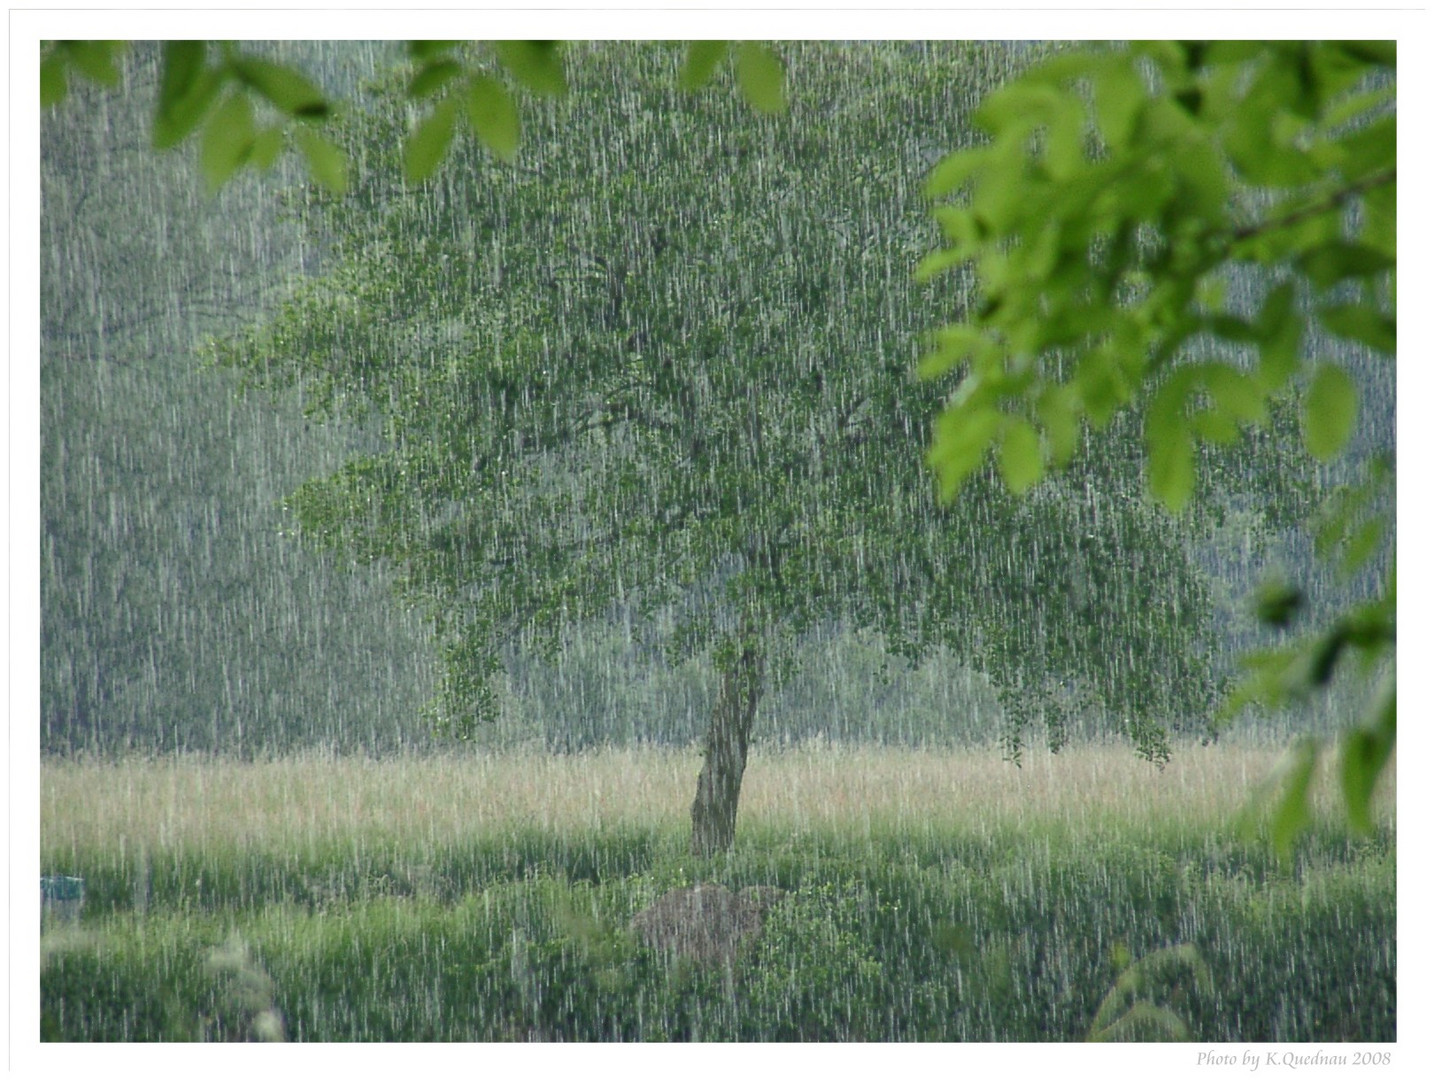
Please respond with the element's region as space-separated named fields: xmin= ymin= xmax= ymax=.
xmin=198 ymin=41 xmax=1270 ymax=851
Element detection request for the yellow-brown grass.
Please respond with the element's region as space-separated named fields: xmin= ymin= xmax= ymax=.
xmin=41 ymin=741 xmax=1394 ymax=858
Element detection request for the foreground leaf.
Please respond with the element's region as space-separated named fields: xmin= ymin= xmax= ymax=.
xmin=1302 ymin=363 xmax=1359 ymax=460
xmin=736 ymin=42 xmax=786 ymax=113
xmin=155 ymin=42 xmax=220 ymax=149
xmin=464 ymin=75 xmax=520 ymax=162
xmin=495 ymin=41 xmax=567 ymax=97
xmin=232 ymin=58 xmax=329 ymax=118
xmin=1340 ymin=672 xmax=1395 ymax=834
xmin=199 ymin=92 xmax=256 ymax=193
xmin=681 ymin=41 xmax=728 ymax=90
xmin=296 ymin=129 xmax=348 ymax=195
xmin=40 ymin=55 xmax=67 ymax=106
xmin=999 ymin=419 xmax=1043 ymax=493
xmin=404 ymin=98 xmax=458 ymax=183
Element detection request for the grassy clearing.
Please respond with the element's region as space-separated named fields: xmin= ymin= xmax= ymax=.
xmin=40 ymin=742 xmax=1395 ymax=1042
xmin=44 ymin=740 xmax=1374 ymax=849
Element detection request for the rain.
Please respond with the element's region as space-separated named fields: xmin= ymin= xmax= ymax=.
xmin=37 ymin=40 xmax=1395 ymax=1050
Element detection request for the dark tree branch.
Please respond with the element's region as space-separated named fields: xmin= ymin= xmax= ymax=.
xmin=1228 ymin=167 xmax=1396 ymax=247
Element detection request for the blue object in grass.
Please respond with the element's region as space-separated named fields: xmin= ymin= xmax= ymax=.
xmin=41 ymin=875 xmax=85 ymax=924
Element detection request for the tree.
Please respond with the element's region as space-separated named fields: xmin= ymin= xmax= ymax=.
xmin=207 ymin=42 xmax=1230 ymax=855
xmin=916 ymin=41 xmax=1396 ymax=849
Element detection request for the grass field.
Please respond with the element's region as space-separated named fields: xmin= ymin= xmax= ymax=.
xmin=40 ymin=742 xmax=1396 ymax=1042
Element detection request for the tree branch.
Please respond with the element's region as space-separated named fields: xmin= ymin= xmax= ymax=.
xmin=1228 ymin=167 xmax=1396 ymax=246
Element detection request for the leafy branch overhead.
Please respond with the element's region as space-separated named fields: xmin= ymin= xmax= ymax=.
xmin=40 ymin=40 xmax=787 ymax=191
xmin=919 ymin=41 xmax=1394 ymax=508
xmin=917 ymin=41 xmax=1395 ymax=848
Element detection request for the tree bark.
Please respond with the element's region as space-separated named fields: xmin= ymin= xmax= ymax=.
xmin=690 ymin=635 xmax=764 ymax=857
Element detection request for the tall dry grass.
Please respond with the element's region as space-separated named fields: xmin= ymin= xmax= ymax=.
xmin=41 ymin=741 xmax=1393 ymax=858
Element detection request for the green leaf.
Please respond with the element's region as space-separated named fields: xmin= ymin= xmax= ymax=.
xmin=464 ymin=75 xmax=520 ymax=163
xmin=1237 ymin=199 xmax=1342 ymax=267
xmin=1269 ymin=738 xmax=1320 ymax=858
xmin=1075 ymin=350 xmax=1131 ymax=428
xmin=159 ymin=40 xmax=206 ymax=103
xmin=1042 ymin=96 xmax=1088 ymax=179
xmin=999 ymin=419 xmax=1043 ymax=494
xmin=1191 ymin=408 xmax=1240 ymax=445
xmin=249 ymin=126 xmax=285 ymax=171
xmin=494 ymin=41 xmax=567 ymax=97
xmin=57 ymin=41 xmax=123 ymax=90
xmin=1253 ymin=283 xmax=1301 ymax=391
xmin=1087 ymin=944 xmax=1209 ymax=1042
xmin=1340 ymin=517 xmax=1387 ymax=577
xmin=916 ymin=324 xmax=992 ymax=379
xmin=296 ymin=129 xmax=348 ymax=195
xmin=1090 ymin=1001 xmax=1192 ymax=1043
xmin=40 ymin=54 xmax=67 ymax=107
xmin=1147 ymin=420 xmax=1194 ymax=513
xmin=736 ymin=43 xmax=786 ymax=114
xmin=1299 ymin=241 xmax=1394 ymax=290
xmin=1169 ymin=137 xmax=1229 ymax=219
xmin=409 ymin=59 xmax=464 ymax=100
xmin=1037 ymin=384 xmax=1081 ymax=468
xmin=932 ymin=205 xmax=985 ymax=250
xmin=976 ymin=81 xmax=1064 ymax=135
xmin=1302 ymin=363 xmax=1358 ymax=460
xmin=199 ymin=92 xmax=256 ymax=193
xmin=681 ymin=41 xmax=728 ymax=90
xmin=65 ymin=41 xmax=123 ymax=87
xmin=1316 ymin=87 xmax=1394 ymax=140
xmin=408 ymin=41 xmax=459 ymax=62
xmin=928 ymin=405 xmax=1002 ymax=502
xmin=1090 ymin=58 xmax=1146 ymax=150
xmin=1340 ymin=674 xmax=1395 ymax=834
xmin=155 ymin=42 xmax=221 ymax=149
xmin=1307 ymin=627 xmax=1348 ymax=687
xmin=404 ymin=98 xmax=458 ymax=183
xmin=1335 ymin=40 xmax=1396 ymax=67
xmin=231 ymin=58 xmax=329 ymax=118
xmin=1206 ymin=314 xmax=1257 ymax=344
xmin=913 ymin=246 xmax=969 ymax=284
xmin=1333 ymin=115 xmax=1394 ymax=179
xmin=1360 ymin=178 xmax=1396 ymax=258
xmin=924 ymin=147 xmax=988 ymax=199
xmin=1204 ymin=364 xmax=1267 ymax=426
xmin=1253 ymin=582 xmax=1303 ymax=628
xmin=1318 ymin=304 xmax=1395 ymax=354
xmin=1225 ymin=95 xmax=1320 ymax=186
xmin=1222 ymin=646 xmax=1307 ymax=719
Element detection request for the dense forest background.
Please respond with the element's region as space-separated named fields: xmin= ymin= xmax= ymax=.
xmin=40 ymin=40 xmax=1394 ymax=758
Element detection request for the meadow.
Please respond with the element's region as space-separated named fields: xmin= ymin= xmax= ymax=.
xmin=39 ymin=742 xmax=1396 ymax=1042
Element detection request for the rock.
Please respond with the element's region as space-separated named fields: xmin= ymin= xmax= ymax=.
xmin=737 ymin=885 xmax=787 ymax=914
xmin=630 ymin=883 xmax=784 ymax=966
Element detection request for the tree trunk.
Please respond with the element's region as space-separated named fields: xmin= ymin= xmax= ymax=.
xmin=690 ymin=636 xmax=764 ymax=857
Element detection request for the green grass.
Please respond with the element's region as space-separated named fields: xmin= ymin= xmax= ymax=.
xmin=40 ymin=745 xmax=1396 ymax=1042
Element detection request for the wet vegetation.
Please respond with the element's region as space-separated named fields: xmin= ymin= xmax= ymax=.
xmin=41 ymin=747 xmax=1395 ymax=1041
xmin=40 ymin=41 xmax=1394 ymax=1042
